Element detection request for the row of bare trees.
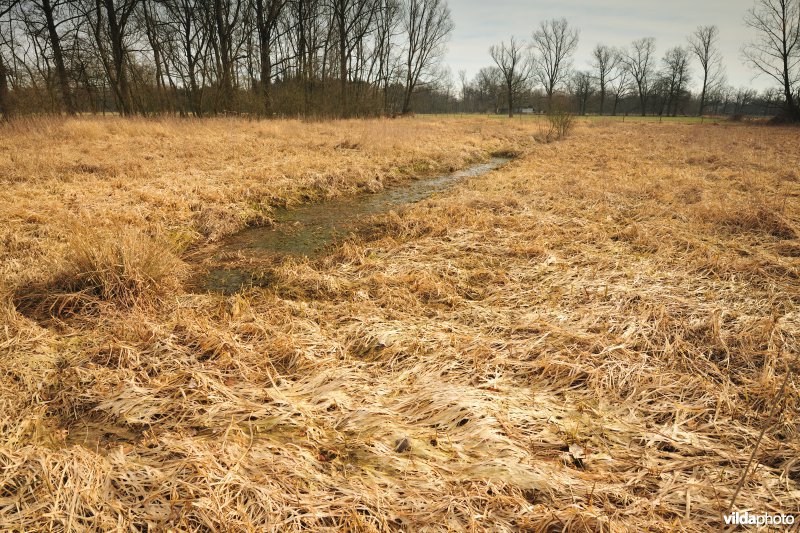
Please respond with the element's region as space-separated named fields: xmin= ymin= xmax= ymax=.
xmin=485 ymin=0 xmax=800 ymax=121
xmin=488 ymin=18 xmax=578 ymax=118
xmin=459 ymin=63 xmax=786 ymax=118
xmin=485 ymin=20 xmax=722 ymax=118
xmin=0 ymin=0 xmax=453 ymax=117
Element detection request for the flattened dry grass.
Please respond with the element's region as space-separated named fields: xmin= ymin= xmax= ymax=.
xmin=1 ymin=117 xmax=799 ymax=531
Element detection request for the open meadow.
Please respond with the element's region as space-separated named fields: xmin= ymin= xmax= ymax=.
xmin=0 ymin=116 xmax=798 ymax=530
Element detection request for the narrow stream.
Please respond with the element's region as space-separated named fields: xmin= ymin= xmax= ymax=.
xmin=205 ymin=157 xmax=510 ymax=294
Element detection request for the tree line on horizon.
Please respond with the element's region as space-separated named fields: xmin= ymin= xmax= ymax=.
xmin=0 ymin=0 xmax=797 ymax=120
xmin=0 ymin=0 xmax=453 ymax=118
xmin=479 ymin=0 xmax=799 ymax=121
xmin=454 ymin=69 xmax=786 ymax=120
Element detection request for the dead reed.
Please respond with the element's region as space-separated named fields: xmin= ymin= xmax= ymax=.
xmin=0 ymin=117 xmax=798 ymax=531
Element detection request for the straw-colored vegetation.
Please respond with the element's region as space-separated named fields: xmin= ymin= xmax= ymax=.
xmin=1 ymin=116 xmax=798 ymax=531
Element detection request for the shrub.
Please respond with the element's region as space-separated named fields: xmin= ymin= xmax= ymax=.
xmin=539 ymin=107 xmax=575 ymax=143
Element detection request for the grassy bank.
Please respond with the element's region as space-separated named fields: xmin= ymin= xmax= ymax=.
xmin=0 ymin=116 xmax=531 ymax=286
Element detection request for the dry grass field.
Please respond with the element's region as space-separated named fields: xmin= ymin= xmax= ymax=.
xmin=0 ymin=116 xmax=798 ymax=531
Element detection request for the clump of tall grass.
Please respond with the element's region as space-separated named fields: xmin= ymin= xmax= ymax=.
xmin=15 ymin=226 xmax=183 ymax=318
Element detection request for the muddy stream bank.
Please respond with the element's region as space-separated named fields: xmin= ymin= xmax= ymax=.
xmin=202 ymin=157 xmax=510 ymax=294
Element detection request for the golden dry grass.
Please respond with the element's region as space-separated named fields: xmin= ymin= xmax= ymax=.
xmin=0 ymin=116 xmax=798 ymax=531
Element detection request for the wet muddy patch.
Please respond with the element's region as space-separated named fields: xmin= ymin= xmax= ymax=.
xmin=201 ymin=157 xmax=510 ymax=294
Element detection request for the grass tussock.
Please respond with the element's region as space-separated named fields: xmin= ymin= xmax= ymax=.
xmin=14 ymin=226 xmax=183 ymax=318
xmin=0 ymin=117 xmax=799 ymax=531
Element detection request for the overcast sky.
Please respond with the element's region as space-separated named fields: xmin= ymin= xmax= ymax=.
xmin=445 ymin=0 xmax=771 ymax=91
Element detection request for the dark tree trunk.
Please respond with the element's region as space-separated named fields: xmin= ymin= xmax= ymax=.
xmin=598 ymin=88 xmax=605 ymax=116
xmin=188 ymin=64 xmax=201 ymax=115
xmin=782 ymin=53 xmax=800 ymax=120
xmin=255 ymin=0 xmax=280 ymax=115
xmin=507 ymin=81 xmax=513 ymax=117
xmin=42 ymin=0 xmax=75 ymax=114
xmin=0 ymin=54 xmax=12 ymax=120
xmin=698 ymin=70 xmax=708 ymax=116
xmin=103 ymin=0 xmax=135 ymax=115
xmin=639 ymin=85 xmax=646 ymax=116
xmin=181 ymin=10 xmax=202 ymax=116
xmin=257 ymin=17 xmax=271 ymax=114
xmin=213 ymin=0 xmax=234 ymax=112
xmin=336 ymin=4 xmax=348 ymax=117
xmin=142 ymin=1 xmax=165 ymax=112
xmin=401 ymin=57 xmax=413 ymax=114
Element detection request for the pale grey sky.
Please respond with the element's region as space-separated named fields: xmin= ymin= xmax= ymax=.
xmin=445 ymin=0 xmax=771 ymax=91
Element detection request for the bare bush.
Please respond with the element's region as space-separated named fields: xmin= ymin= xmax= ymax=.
xmin=538 ymin=107 xmax=575 ymax=142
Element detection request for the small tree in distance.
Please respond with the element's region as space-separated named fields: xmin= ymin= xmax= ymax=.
xmin=623 ymin=37 xmax=657 ymax=116
xmin=489 ymin=37 xmax=531 ymax=117
xmin=688 ymin=25 xmax=724 ymax=116
xmin=540 ymin=105 xmax=574 ymax=142
xmin=591 ymin=44 xmax=623 ymax=115
xmin=569 ymin=71 xmax=595 ymax=115
xmin=530 ymin=18 xmax=579 ymax=109
xmin=660 ymin=46 xmax=691 ymax=116
xmin=608 ymin=55 xmax=631 ymax=115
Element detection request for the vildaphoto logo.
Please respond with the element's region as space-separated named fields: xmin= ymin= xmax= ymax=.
xmin=723 ymin=511 xmax=796 ymax=527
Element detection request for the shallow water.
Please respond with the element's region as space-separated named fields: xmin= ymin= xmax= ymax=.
xmin=206 ymin=157 xmax=509 ymax=293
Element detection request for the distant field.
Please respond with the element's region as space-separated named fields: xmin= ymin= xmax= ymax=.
xmin=1 ymin=117 xmax=798 ymax=530
xmin=432 ymin=112 xmax=746 ymax=124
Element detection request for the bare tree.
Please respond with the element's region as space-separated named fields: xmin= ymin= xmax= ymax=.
xmin=760 ymin=86 xmax=782 ymax=113
xmin=0 ymin=0 xmax=17 ymax=118
xmin=608 ymin=57 xmax=630 ymax=115
xmin=0 ymin=0 xmax=460 ymax=117
xmin=20 ymin=0 xmax=77 ymax=113
xmin=591 ymin=43 xmax=620 ymax=115
xmin=400 ymin=0 xmax=452 ymax=114
xmin=688 ymin=25 xmax=723 ymax=116
xmin=530 ymin=17 xmax=578 ymax=108
xmin=734 ymin=85 xmax=757 ymax=113
xmin=489 ymin=36 xmax=529 ymax=117
xmin=474 ymin=65 xmax=502 ymax=113
xmin=374 ymin=0 xmax=400 ymax=113
xmin=569 ymin=70 xmax=594 ymax=115
xmin=457 ymin=67 xmax=466 ymax=109
xmin=743 ymin=0 xmax=800 ymax=120
xmin=659 ymin=46 xmax=691 ymax=116
xmin=331 ymin=0 xmax=379 ymax=116
xmin=255 ymin=0 xmax=285 ymax=114
xmin=211 ymin=0 xmax=242 ymax=112
xmin=623 ymin=37 xmax=656 ymax=116
xmin=82 ymin=0 xmax=140 ymax=115
xmin=139 ymin=0 xmax=171 ymax=112
xmin=162 ymin=0 xmax=210 ymax=115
